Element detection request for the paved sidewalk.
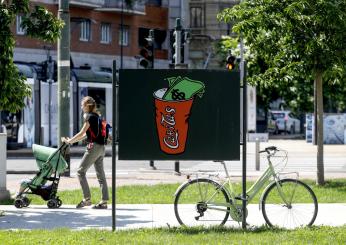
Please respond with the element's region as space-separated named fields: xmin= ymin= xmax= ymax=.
xmin=1 ymin=204 xmax=346 ymax=230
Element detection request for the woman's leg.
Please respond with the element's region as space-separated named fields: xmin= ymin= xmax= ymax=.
xmin=77 ymin=147 xmax=99 ymax=199
xmin=94 ymin=145 xmax=109 ymax=202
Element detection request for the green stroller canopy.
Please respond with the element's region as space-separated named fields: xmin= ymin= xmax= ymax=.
xmin=32 ymin=144 xmax=68 ymax=175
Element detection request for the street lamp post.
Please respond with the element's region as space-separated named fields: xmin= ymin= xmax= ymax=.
xmin=58 ymin=0 xmax=70 ymax=176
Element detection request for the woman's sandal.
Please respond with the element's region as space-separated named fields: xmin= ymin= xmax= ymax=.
xmin=92 ymin=202 xmax=108 ymax=209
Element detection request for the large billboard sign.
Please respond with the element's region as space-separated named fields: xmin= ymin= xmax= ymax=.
xmin=119 ymin=69 xmax=240 ymax=160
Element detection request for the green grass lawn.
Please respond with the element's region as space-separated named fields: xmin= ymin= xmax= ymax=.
xmin=1 ymin=179 xmax=346 ymax=205
xmin=0 ymin=226 xmax=346 ymax=244
xmin=1 ymin=180 xmax=346 ymax=244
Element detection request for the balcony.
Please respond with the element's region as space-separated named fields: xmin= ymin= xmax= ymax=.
xmin=98 ymin=0 xmax=146 ymax=15
xmin=68 ymin=0 xmax=104 ymax=8
xmin=64 ymin=0 xmax=146 ymax=14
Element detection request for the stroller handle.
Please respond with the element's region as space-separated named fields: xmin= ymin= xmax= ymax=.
xmin=56 ymin=142 xmax=69 ymax=153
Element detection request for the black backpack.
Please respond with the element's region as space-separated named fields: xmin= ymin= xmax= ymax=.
xmin=88 ymin=116 xmax=112 ymax=144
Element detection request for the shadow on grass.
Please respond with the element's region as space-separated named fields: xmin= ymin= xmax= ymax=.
xmin=153 ymin=225 xmax=287 ymax=235
xmin=138 ymin=225 xmax=338 ymax=235
xmin=323 ymin=179 xmax=346 ymax=191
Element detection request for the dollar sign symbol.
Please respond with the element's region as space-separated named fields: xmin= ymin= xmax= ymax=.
xmin=171 ymin=89 xmax=186 ymax=100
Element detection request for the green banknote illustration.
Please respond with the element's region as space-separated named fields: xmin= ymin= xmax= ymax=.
xmin=163 ymin=76 xmax=205 ymax=101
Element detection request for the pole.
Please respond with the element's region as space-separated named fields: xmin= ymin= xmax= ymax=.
xmin=149 ymin=29 xmax=154 ymax=69
xmin=240 ymin=37 xmax=247 ymax=229
xmin=147 ymin=29 xmax=156 ymax=170
xmin=120 ymin=0 xmax=124 ymax=69
xmin=58 ymin=0 xmax=70 ymax=176
xmin=239 ymin=0 xmax=247 ymax=229
xmin=112 ymin=60 xmax=117 ymax=231
xmin=255 ymin=138 xmax=260 ymax=171
xmin=173 ymin=18 xmax=184 ymax=174
xmin=0 ymin=133 xmax=10 ymax=201
xmin=0 ymin=112 xmax=2 ymax=133
xmin=313 ymin=81 xmax=317 ymax=145
xmin=47 ymin=54 xmax=53 ymax=146
xmin=149 ymin=160 xmax=156 ymax=170
xmin=174 ymin=19 xmax=182 ymax=67
xmin=34 ymin=78 xmax=41 ymax=144
xmin=174 ymin=161 xmax=180 ymax=175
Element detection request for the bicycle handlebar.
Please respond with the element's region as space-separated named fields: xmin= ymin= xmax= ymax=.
xmin=259 ymin=146 xmax=278 ymax=154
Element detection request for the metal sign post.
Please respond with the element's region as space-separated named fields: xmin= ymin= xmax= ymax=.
xmin=240 ymin=38 xmax=247 ymax=229
xmin=112 ymin=60 xmax=117 ymax=231
xmin=172 ymin=18 xmax=189 ymax=173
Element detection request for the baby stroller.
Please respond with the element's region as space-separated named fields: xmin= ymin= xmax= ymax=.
xmin=14 ymin=142 xmax=69 ymax=209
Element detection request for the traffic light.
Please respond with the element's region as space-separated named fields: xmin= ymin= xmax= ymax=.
xmin=139 ymin=30 xmax=154 ymax=69
xmin=139 ymin=46 xmax=153 ymax=69
xmin=226 ymin=55 xmax=236 ymax=70
xmin=40 ymin=58 xmax=57 ymax=81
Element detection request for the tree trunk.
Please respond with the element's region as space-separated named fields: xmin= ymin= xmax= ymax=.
xmin=315 ymin=70 xmax=325 ymax=185
xmin=313 ymin=80 xmax=317 ymax=145
xmin=0 ymin=110 xmax=3 ymax=133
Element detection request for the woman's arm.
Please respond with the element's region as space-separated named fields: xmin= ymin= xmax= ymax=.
xmin=62 ymin=121 xmax=90 ymax=144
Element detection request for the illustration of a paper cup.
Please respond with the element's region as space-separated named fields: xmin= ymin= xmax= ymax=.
xmin=154 ymin=89 xmax=194 ymax=154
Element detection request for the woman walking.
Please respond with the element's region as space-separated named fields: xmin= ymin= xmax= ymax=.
xmin=62 ymin=96 xmax=109 ymax=209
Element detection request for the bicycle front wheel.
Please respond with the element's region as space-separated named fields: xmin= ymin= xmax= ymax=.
xmin=261 ymin=178 xmax=318 ymax=229
xmin=174 ymin=178 xmax=230 ymax=227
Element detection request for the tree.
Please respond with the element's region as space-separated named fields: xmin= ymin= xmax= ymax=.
xmin=0 ymin=1 xmax=63 ymax=113
xmin=218 ymin=0 xmax=346 ymax=185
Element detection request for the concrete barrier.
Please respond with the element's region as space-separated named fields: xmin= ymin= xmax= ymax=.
xmin=0 ymin=133 xmax=10 ymax=200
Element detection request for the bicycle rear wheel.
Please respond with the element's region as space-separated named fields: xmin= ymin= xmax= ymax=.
xmin=174 ymin=178 xmax=230 ymax=227
xmin=261 ymin=178 xmax=318 ymax=229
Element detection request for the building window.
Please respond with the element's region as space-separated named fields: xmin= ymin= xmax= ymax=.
xmin=190 ymin=6 xmax=204 ymax=28
xmin=119 ymin=25 xmax=129 ymax=46
xmin=80 ymin=20 xmax=91 ymax=41
xmin=16 ymin=15 xmax=25 ymax=35
xmin=100 ymin=23 xmax=111 ymax=44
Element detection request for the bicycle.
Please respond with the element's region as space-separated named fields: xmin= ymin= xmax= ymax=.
xmin=174 ymin=146 xmax=318 ymax=229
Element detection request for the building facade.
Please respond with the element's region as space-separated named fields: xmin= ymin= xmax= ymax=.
xmin=188 ymin=0 xmax=239 ymax=69
xmin=168 ymin=0 xmax=239 ymax=69
xmin=13 ymin=0 xmax=170 ymax=70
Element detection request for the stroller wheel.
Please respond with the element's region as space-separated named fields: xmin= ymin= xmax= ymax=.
xmin=47 ymin=199 xmax=58 ymax=209
xmin=57 ymin=198 xmax=62 ymax=208
xmin=14 ymin=199 xmax=24 ymax=208
xmin=22 ymin=197 xmax=30 ymax=207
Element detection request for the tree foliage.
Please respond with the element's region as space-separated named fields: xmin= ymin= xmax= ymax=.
xmin=217 ymin=0 xmax=346 ymax=112
xmin=0 ymin=1 xmax=63 ymax=112
xmin=218 ymin=0 xmax=346 ymax=185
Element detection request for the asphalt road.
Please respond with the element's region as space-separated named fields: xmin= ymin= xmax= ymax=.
xmin=6 ymin=140 xmax=346 ymax=175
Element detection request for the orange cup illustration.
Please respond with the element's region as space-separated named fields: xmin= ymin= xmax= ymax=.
xmin=154 ymin=77 xmax=205 ymax=155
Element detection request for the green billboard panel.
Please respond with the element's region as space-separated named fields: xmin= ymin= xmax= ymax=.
xmin=119 ymin=69 xmax=240 ymax=160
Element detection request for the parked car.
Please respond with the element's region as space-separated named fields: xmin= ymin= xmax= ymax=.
xmin=267 ymin=110 xmax=301 ymax=134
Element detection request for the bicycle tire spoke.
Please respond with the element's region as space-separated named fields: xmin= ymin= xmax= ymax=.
xmin=196 ymin=180 xmax=204 ymax=201
xmin=203 ymin=182 xmax=210 ymax=202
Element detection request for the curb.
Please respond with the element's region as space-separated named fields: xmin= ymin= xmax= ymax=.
xmin=7 ymin=148 xmax=112 ymax=158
